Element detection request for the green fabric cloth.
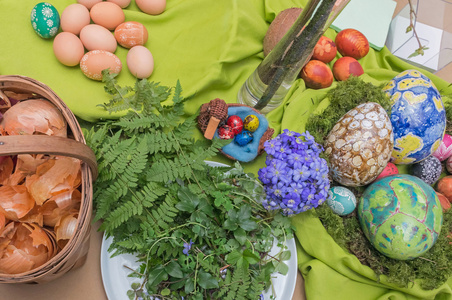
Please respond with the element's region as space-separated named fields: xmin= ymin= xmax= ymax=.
xmin=2 ymin=0 xmax=452 ymax=299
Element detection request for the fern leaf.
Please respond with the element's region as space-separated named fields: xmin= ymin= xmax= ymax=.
xmin=103 ymin=196 xmax=143 ymax=232
xmin=94 ymin=181 xmax=128 ymax=221
xmin=150 ymin=194 xmax=178 ymax=231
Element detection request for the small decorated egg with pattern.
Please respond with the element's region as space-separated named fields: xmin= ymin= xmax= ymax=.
xmin=234 ymin=130 xmax=253 ymax=146
xmin=327 ymin=186 xmax=356 ymax=216
xmin=227 ymin=115 xmax=243 ymax=135
xmin=243 ymin=114 xmax=259 ymax=132
xmin=383 ymin=69 xmax=446 ymax=164
xmin=447 ymin=156 xmax=452 ymax=173
xmin=324 ymin=102 xmax=394 ymax=187
xmin=31 ymin=2 xmax=60 ymax=39
xmin=433 ymin=134 xmax=452 ymax=162
xmin=218 ymin=125 xmax=235 ymax=139
xmin=374 ymin=162 xmax=398 ymax=181
xmin=411 ymin=155 xmax=442 ymax=185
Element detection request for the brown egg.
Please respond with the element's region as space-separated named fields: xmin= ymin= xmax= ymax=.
xmin=80 ymin=24 xmax=117 ymax=53
xmin=437 ymin=176 xmax=452 ymax=202
xmin=312 ymin=36 xmax=337 ymax=63
xmin=76 ymin=0 xmax=102 ymax=10
xmin=136 ymin=0 xmax=166 ymax=15
xmin=90 ymin=2 xmax=125 ymax=30
xmin=324 ymin=102 xmax=393 ymax=187
xmin=332 ymin=57 xmax=364 ymax=81
xmin=437 ymin=192 xmax=451 ymax=212
xmin=127 ymin=46 xmax=154 ymax=79
xmin=80 ymin=50 xmax=122 ymax=81
xmin=300 ymin=60 xmax=333 ymax=89
xmin=106 ymin=0 xmax=131 ymax=8
xmin=61 ymin=4 xmax=90 ymax=35
xmin=335 ymin=28 xmax=369 ymax=60
xmin=53 ymin=32 xmax=85 ymax=66
xmin=114 ymin=21 xmax=148 ymax=49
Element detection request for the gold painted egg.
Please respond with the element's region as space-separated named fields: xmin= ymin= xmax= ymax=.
xmin=324 ymin=102 xmax=394 ymax=187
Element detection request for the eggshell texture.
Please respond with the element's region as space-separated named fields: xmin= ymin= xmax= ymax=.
xmin=90 ymin=2 xmax=125 ymax=30
xmin=263 ymin=7 xmax=302 ymax=57
xmin=358 ymin=174 xmax=442 ymax=260
xmin=80 ymin=50 xmax=122 ymax=81
xmin=335 ymin=28 xmax=369 ymax=60
xmin=126 ymin=46 xmax=154 ymax=79
xmin=324 ymin=102 xmax=394 ymax=187
xmin=411 ymin=155 xmax=442 ymax=185
xmin=374 ymin=162 xmax=398 ymax=181
xmin=114 ymin=22 xmax=149 ymax=49
xmin=80 ymin=24 xmax=117 ymax=53
xmin=437 ymin=176 xmax=452 ymax=201
xmin=53 ymin=32 xmax=85 ymax=66
xmin=383 ymin=70 xmax=446 ymax=164
xmin=436 ymin=192 xmax=451 ymax=212
xmin=135 ymin=0 xmax=167 ymax=15
xmin=433 ymin=133 xmax=452 ymax=161
xmin=312 ymin=36 xmax=337 ymax=64
xmin=60 ymin=4 xmax=90 ymax=35
xmin=327 ymin=186 xmax=356 ymax=216
xmin=106 ymin=0 xmax=131 ymax=8
xmin=300 ymin=60 xmax=333 ymax=89
xmin=332 ymin=57 xmax=364 ymax=81
xmin=30 ymin=2 xmax=60 ymax=39
xmin=77 ymin=0 xmax=102 ymax=10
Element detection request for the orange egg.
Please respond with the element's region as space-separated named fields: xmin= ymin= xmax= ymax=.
xmin=80 ymin=50 xmax=122 ymax=81
xmin=335 ymin=28 xmax=369 ymax=60
xmin=106 ymin=0 xmax=131 ymax=8
xmin=80 ymin=24 xmax=117 ymax=53
xmin=312 ymin=36 xmax=337 ymax=64
xmin=53 ymin=32 xmax=85 ymax=66
xmin=136 ymin=0 xmax=166 ymax=15
xmin=114 ymin=21 xmax=148 ymax=49
xmin=61 ymin=4 xmax=90 ymax=35
xmin=127 ymin=46 xmax=154 ymax=79
xmin=90 ymin=2 xmax=125 ymax=30
xmin=76 ymin=0 xmax=102 ymax=10
xmin=332 ymin=56 xmax=364 ymax=81
xmin=300 ymin=60 xmax=333 ymax=89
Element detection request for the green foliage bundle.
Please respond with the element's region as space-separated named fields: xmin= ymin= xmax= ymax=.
xmin=85 ymin=71 xmax=293 ymax=300
xmin=316 ymin=204 xmax=452 ymax=290
xmin=305 ymin=76 xmax=392 ymax=145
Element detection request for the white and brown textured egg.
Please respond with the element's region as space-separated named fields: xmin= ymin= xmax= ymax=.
xmin=324 ymin=102 xmax=394 ymax=187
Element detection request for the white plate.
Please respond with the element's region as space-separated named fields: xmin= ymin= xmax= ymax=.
xmin=100 ymin=235 xmax=297 ymax=300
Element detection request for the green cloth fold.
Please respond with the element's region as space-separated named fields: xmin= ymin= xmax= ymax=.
xmin=2 ymin=0 xmax=452 ymax=299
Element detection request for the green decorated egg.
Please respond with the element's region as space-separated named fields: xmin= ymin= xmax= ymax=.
xmin=31 ymin=2 xmax=60 ymax=39
xmin=358 ymin=174 xmax=443 ymax=260
xmin=382 ymin=69 xmax=446 ymax=164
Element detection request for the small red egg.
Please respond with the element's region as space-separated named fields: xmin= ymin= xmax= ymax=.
xmin=332 ymin=57 xmax=364 ymax=81
xmin=374 ymin=162 xmax=398 ymax=181
xmin=437 ymin=192 xmax=451 ymax=212
xmin=335 ymin=28 xmax=369 ymax=60
xmin=218 ymin=125 xmax=235 ymax=139
xmin=312 ymin=36 xmax=337 ymax=64
xmin=437 ymin=176 xmax=452 ymax=202
xmin=226 ymin=115 xmax=243 ymax=135
xmin=300 ymin=60 xmax=333 ymax=89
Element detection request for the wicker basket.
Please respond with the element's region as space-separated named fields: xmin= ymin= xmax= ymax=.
xmin=0 ymin=75 xmax=97 ymax=283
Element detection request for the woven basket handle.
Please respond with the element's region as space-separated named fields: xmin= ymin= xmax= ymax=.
xmin=0 ymin=135 xmax=98 ymax=180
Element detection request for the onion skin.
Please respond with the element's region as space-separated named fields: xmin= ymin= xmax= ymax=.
xmin=312 ymin=36 xmax=337 ymax=63
xmin=301 ymin=60 xmax=334 ymax=89
xmin=332 ymin=57 xmax=364 ymax=81
xmin=335 ymin=28 xmax=369 ymax=60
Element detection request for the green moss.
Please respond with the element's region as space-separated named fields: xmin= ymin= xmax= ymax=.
xmin=305 ymin=76 xmax=392 ymax=145
xmin=316 ymin=204 xmax=452 ymax=289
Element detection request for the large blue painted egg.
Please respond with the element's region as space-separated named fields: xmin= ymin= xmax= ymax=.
xmin=358 ymin=174 xmax=443 ymax=260
xmin=382 ymin=70 xmax=446 ymax=164
xmin=31 ymin=2 xmax=60 ymax=39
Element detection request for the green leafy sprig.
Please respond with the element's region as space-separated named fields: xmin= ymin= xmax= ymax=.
xmin=85 ymin=71 xmax=294 ymax=300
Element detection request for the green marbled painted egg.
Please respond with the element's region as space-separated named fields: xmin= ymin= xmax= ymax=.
xmin=358 ymin=174 xmax=443 ymax=260
xmin=31 ymin=2 xmax=60 ymax=39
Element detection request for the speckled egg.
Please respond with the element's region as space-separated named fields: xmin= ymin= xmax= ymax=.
xmin=324 ymin=102 xmax=394 ymax=187
xmin=433 ymin=134 xmax=452 ymax=162
xmin=411 ymin=155 xmax=442 ymax=185
xmin=227 ymin=115 xmax=243 ymax=135
xmin=218 ymin=125 xmax=235 ymax=140
xmin=235 ymin=130 xmax=253 ymax=146
xmin=374 ymin=162 xmax=398 ymax=181
xmin=383 ymin=70 xmax=446 ymax=164
xmin=358 ymin=174 xmax=443 ymax=260
xmin=243 ymin=114 xmax=259 ymax=132
xmin=327 ymin=186 xmax=356 ymax=216
xmin=31 ymin=2 xmax=60 ymax=39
